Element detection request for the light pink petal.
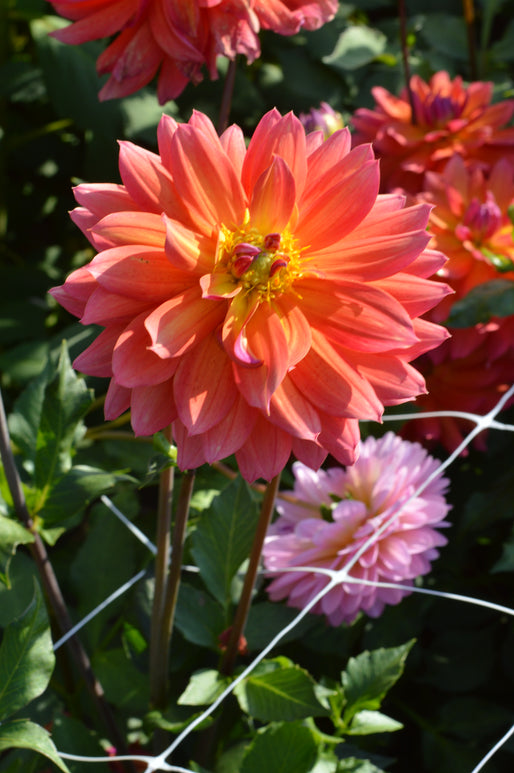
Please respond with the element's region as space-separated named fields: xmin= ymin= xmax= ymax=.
xmin=220 ymin=124 xmax=247 ymax=178
xmin=73 ymin=182 xmax=139 ymax=217
xmin=118 ymin=140 xmax=183 ymax=218
xmin=91 ymin=211 xmax=166 ymax=248
xmin=157 ymin=114 xmax=179 ymax=171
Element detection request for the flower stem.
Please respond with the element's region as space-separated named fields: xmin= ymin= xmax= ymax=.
xmin=220 ymin=473 xmax=281 ymax=676
xmin=0 ymin=388 xmax=136 ymax=773
xmin=462 ymin=0 xmax=478 ymax=79
xmin=398 ymin=0 xmax=416 ymax=125
xmin=149 ymin=425 xmax=175 ymax=708
xmin=151 ymin=469 xmax=195 ymax=710
xmin=217 ymin=57 xmax=238 ymax=134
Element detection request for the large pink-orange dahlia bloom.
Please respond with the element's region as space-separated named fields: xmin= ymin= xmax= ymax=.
xmin=417 ymin=155 xmax=514 ymax=322
xmin=351 ymin=71 xmax=514 ymax=194
xmin=263 ymin=433 xmax=450 ymax=626
xmin=48 ymin=0 xmax=337 ymax=103
xmin=49 ymin=109 xmax=451 ymax=482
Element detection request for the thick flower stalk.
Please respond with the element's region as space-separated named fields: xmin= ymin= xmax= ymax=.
xmin=262 ymin=433 xmax=450 ymax=625
xmin=402 ymin=320 xmax=514 ymax=453
xmin=417 ymin=155 xmax=514 ymax=322
xmin=49 ymin=109 xmax=450 ymax=482
xmin=48 ymin=0 xmax=337 ymax=103
xmin=351 ymin=71 xmax=514 ymax=194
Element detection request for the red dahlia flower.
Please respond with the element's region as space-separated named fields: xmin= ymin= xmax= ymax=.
xmin=351 ymin=71 xmax=514 ymax=194
xmin=402 ymin=320 xmax=514 ymax=453
xmin=48 ymin=0 xmax=337 ymax=103
xmin=49 ymin=109 xmax=450 ymax=481
xmin=418 ymin=155 xmax=514 ymax=321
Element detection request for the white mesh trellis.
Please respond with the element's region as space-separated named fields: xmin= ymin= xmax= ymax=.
xmin=54 ymin=384 xmax=514 ymax=773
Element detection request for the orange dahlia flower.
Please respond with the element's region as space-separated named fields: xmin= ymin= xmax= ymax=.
xmin=351 ymin=71 xmax=514 ymax=194
xmin=419 ymin=154 xmax=514 ymax=322
xmin=49 ymin=0 xmax=337 ymax=103
xmin=402 ymin=320 xmax=514 ymax=453
xmin=49 ymin=110 xmax=450 ymax=481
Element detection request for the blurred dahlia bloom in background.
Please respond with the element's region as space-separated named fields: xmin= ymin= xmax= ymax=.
xmin=299 ymin=101 xmax=344 ymax=139
xmin=48 ymin=0 xmax=338 ymax=103
xmin=403 ymin=320 xmax=514 ymax=453
xmin=351 ymin=70 xmax=514 ymax=194
xmin=417 ymin=154 xmax=514 ymax=322
xmin=263 ymin=433 xmax=450 ymax=626
xmin=49 ymin=109 xmax=450 ymax=482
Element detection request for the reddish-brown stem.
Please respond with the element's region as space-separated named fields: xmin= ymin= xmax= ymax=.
xmin=462 ymin=0 xmax=478 ymax=79
xmin=217 ymin=57 xmax=238 ymax=134
xmin=151 ymin=469 xmax=195 ymax=710
xmin=220 ymin=473 xmax=281 ymax=676
xmin=0 ymin=388 xmax=135 ymax=773
xmin=149 ymin=425 xmax=175 ymax=708
xmin=398 ymin=0 xmax=416 ymax=125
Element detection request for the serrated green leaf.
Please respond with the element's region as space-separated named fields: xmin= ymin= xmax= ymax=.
xmin=191 ymin=476 xmax=259 ymax=606
xmin=234 ymin=660 xmax=330 ymax=721
xmin=174 ymin=582 xmax=225 ymax=649
xmin=0 ymin=720 xmax=70 ymax=773
xmin=0 ymin=582 xmax=54 ymax=720
xmin=323 ymin=25 xmax=386 ymax=71
xmin=178 ymin=669 xmax=230 ymax=706
xmin=0 ymin=515 xmax=34 ymax=588
xmin=241 ymin=722 xmax=318 ymax=773
xmin=346 ymin=710 xmax=403 ymax=735
xmin=446 ymin=279 xmax=514 ymax=326
xmin=342 ymin=640 xmax=415 ymax=722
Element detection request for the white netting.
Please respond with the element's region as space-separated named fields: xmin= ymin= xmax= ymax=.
xmin=55 ymin=384 xmax=514 ymax=773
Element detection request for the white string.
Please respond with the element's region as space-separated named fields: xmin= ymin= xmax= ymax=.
xmin=54 ymin=386 xmax=514 ymax=773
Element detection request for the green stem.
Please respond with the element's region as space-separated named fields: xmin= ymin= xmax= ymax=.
xmin=0 ymin=388 xmax=136 ymax=773
xmin=221 ymin=473 xmax=281 ymax=676
xmin=462 ymin=0 xmax=478 ymax=79
xmin=151 ymin=469 xmax=195 ymax=710
xmin=149 ymin=426 xmax=175 ymax=708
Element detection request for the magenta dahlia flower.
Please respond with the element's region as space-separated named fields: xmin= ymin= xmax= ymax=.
xmin=263 ymin=433 xmax=450 ymax=625
xmin=49 ymin=109 xmax=450 ymax=482
xmin=48 ymin=0 xmax=337 ymax=103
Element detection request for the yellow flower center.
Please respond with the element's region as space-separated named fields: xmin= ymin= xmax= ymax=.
xmin=217 ymin=212 xmax=303 ymax=302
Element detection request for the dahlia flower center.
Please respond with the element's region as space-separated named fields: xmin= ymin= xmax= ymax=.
xmin=218 ymin=218 xmax=302 ymax=301
xmin=424 ymin=93 xmax=463 ymax=127
xmin=456 ymin=193 xmax=502 ymax=243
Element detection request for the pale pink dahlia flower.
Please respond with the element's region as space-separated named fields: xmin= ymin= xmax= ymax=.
xmin=48 ymin=0 xmax=337 ymax=103
xmin=263 ymin=433 xmax=450 ymax=625
xmin=49 ymin=109 xmax=450 ymax=482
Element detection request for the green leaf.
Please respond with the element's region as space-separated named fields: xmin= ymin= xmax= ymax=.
xmin=491 ymin=528 xmax=514 ymax=573
xmin=446 ymin=279 xmax=514 ymax=326
xmin=420 ymin=14 xmax=468 ymax=60
xmin=40 ymin=465 xmax=130 ymax=527
xmin=178 ymin=669 xmax=230 ymax=707
xmin=191 ymin=476 xmax=260 ymax=606
xmin=336 ymin=759 xmax=386 ymax=773
xmin=0 ymin=554 xmax=39 ymax=628
xmin=0 ymin=720 xmax=70 ymax=773
xmin=323 ymin=25 xmax=386 ymax=71
xmin=0 ymin=582 xmax=55 ymax=720
xmin=341 ymin=640 xmax=415 ymax=722
xmin=91 ymin=649 xmax=149 ymax=714
xmin=0 ymin=515 xmax=34 ymax=587
xmin=241 ymin=722 xmax=318 ymax=773
xmin=234 ymin=659 xmax=330 ymax=721
xmin=346 ymin=710 xmax=403 ymax=735
xmin=174 ymin=582 xmax=226 ymax=649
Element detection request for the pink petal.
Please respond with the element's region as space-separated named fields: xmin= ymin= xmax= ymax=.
xmin=163 ymin=216 xmax=215 ymax=273
xmin=48 ymin=266 xmax=96 ymax=318
xmin=173 ymin=334 xmax=238 ymax=434
xmin=269 ymin=378 xmax=321 ymax=440
xmin=112 ymin=311 xmax=179 ymax=388
xmin=131 ymin=380 xmax=178 ymax=436
xmin=220 ymin=124 xmax=247 ymax=179
xmin=91 ymin=211 xmax=166 ymax=248
xmin=74 ymin=324 xmax=126 ymax=377
xmin=81 ymin=287 xmax=152 ymax=326
xmin=249 ymin=156 xmax=297 ymax=233
xmin=235 ymin=415 xmax=292 ymax=482
xmin=104 ymin=379 xmax=131 ymax=421
xmin=201 ymin=395 xmax=258 ymax=464
xmin=118 ymin=140 xmax=182 ymax=218
xmin=146 ymin=287 xmax=225 ymax=359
